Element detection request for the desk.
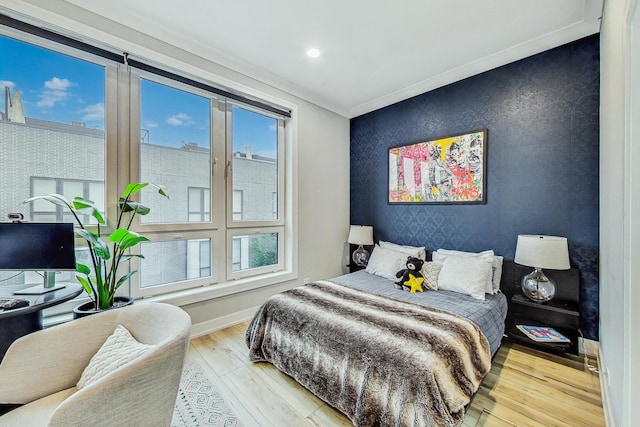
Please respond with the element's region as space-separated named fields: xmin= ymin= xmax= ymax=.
xmin=0 ymin=283 xmax=82 ymax=360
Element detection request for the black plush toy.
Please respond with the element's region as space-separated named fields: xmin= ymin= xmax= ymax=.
xmin=395 ymin=256 xmax=425 ymax=292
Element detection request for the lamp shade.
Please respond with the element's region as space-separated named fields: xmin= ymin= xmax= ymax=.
xmin=514 ymin=235 xmax=570 ymax=270
xmin=347 ymin=225 xmax=373 ymax=246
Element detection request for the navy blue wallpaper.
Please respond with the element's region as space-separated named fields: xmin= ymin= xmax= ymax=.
xmin=350 ymin=35 xmax=600 ymax=340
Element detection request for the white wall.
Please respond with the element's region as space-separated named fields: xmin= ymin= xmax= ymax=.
xmin=1 ymin=1 xmax=350 ymax=326
xmin=599 ymin=0 xmax=640 ymax=425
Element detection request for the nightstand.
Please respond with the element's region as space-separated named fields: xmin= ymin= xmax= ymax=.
xmin=347 ymin=264 xmax=365 ymax=273
xmin=505 ymin=266 xmax=580 ymax=356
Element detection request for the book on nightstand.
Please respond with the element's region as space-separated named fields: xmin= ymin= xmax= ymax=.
xmin=516 ymin=325 xmax=571 ymax=343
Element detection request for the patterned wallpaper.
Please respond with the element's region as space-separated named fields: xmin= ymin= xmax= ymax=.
xmin=350 ymin=35 xmax=600 ymax=340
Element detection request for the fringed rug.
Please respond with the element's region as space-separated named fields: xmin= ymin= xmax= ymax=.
xmin=172 ymin=362 xmax=240 ymax=427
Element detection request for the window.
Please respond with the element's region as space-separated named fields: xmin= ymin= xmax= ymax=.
xmin=139 ymin=78 xmax=212 ymax=225
xmin=230 ymin=106 xmax=280 ymax=223
xmin=0 ymin=32 xmax=108 ymax=288
xmin=230 ymin=232 xmax=279 ymax=273
xmin=30 ymin=178 xmax=105 ymax=224
xmin=188 ymin=187 xmax=210 ymax=222
xmin=138 ymin=237 xmax=212 ymax=288
xmin=226 ymin=105 xmax=285 ymax=279
xmin=232 ymin=190 xmax=243 ymax=220
xmin=0 ymin=24 xmax=292 ymax=300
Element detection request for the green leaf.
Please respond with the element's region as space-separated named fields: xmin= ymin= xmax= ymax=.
xmin=120 ymin=236 xmax=149 ymax=251
xmin=115 ymin=270 xmax=137 ymax=290
xmin=120 ymin=254 xmax=145 ymax=263
xmin=76 ymin=263 xmax=91 ymax=275
xmin=151 ymin=183 xmax=170 ymax=199
xmin=73 ymin=197 xmax=105 ymax=225
xmin=108 ymin=228 xmax=132 ymax=243
xmin=98 ymin=287 xmax=112 ymax=310
xmin=23 ymin=194 xmax=73 ymax=210
xmin=109 ymin=228 xmax=149 ymax=251
xmin=76 ymin=275 xmax=93 ymax=295
xmin=122 ymin=182 xmax=169 ymax=200
xmin=122 ymin=182 xmax=149 ymax=198
xmin=75 ymin=228 xmax=110 ymax=260
xmin=119 ymin=198 xmax=151 ymax=215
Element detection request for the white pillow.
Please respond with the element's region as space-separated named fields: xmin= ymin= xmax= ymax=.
xmin=421 ymin=261 xmax=442 ymax=291
xmin=365 ymin=245 xmax=410 ymax=281
xmin=434 ymin=249 xmax=501 ymax=294
xmin=378 ymin=240 xmax=427 ymax=260
xmin=77 ymin=324 xmax=153 ymax=389
xmin=437 ymin=256 xmax=493 ymax=300
xmin=492 ymin=255 xmax=504 ymax=293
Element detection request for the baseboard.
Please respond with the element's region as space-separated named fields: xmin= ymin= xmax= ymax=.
xmin=189 ymin=305 xmax=260 ymax=338
xmin=598 ymin=347 xmax=615 ymax=427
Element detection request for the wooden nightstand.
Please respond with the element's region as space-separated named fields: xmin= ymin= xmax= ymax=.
xmin=505 ymin=266 xmax=580 ymax=356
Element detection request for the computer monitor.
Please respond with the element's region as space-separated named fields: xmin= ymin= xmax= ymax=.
xmin=0 ymin=222 xmax=76 ymax=294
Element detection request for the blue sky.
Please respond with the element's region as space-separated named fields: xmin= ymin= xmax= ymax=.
xmin=0 ymin=34 xmax=277 ymax=157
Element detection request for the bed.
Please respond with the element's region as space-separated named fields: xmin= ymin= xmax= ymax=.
xmin=245 ymin=247 xmax=509 ymax=427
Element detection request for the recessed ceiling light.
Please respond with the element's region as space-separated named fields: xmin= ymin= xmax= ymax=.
xmin=307 ymin=48 xmax=321 ymax=58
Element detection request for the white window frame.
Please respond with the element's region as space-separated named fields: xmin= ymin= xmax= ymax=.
xmin=226 ymin=102 xmax=286 ymax=228
xmin=223 ymin=102 xmax=287 ymax=280
xmin=130 ymin=230 xmax=220 ymax=297
xmin=226 ymin=226 xmax=285 ymax=280
xmin=1 ymin=21 xmax=298 ymax=315
xmin=127 ymin=70 xmax=225 ymax=297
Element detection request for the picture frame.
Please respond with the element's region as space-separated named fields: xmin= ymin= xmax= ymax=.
xmin=388 ymin=129 xmax=487 ymax=204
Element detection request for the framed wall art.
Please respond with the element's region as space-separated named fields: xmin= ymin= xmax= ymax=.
xmin=388 ymin=129 xmax=487 ymax=204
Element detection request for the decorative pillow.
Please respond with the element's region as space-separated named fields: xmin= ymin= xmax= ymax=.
xmin=433 ymin=249 xmax=501 ymax=294
xmin=77 ymin=324 xmax=153 ymax=390
xmin=492 ymin=255 xmax=504 ymax=293
xmin=365 ymin=245 xmax=410 ymax=281
xmin=378 ymin=240 xmax=427 ymax=260
xmin=420 ymin=261 xmax=442 ymax=291
xmin=437 ymin=256 xmax=493 ymax=300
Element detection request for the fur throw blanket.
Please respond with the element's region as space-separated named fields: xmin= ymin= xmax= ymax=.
xmin=246 ymin=280 xmax=491 ymax=426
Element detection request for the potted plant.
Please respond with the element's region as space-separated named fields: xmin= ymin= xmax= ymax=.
xmin=24 ymin=182 xmax=168 ymax=316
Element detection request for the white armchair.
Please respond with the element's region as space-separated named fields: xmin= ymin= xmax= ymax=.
xmin=0 ymin=302 xmax=191 ymax=426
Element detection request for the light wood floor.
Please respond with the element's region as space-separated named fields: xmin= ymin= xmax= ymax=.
xmin=186 ymin=322 xmax=605 ymax=427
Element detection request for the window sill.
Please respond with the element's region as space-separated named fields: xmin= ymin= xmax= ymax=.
xmin=137 ymin=269 xmax=297 ymax=307
xmin=42 ymin=270 xmax=297 ymax=328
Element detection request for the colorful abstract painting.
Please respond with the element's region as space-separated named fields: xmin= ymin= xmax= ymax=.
xmin=388 ymin=129 xmax=487 ymax=204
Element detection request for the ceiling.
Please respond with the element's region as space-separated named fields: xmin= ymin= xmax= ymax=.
xmin=45 ymin=1 xmax=603 ymax=117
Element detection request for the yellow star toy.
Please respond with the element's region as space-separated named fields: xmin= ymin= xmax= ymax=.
xmin=404 ymin=273 xmax=424 ymax=293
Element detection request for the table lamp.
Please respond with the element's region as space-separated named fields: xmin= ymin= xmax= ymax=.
xmin=348 ymin=225 xmax=373 ymax=266
xmin=514 ymin=235 xmax=570 ymax=303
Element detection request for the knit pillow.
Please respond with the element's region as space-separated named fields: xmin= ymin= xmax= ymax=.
xmin=77 ymin=324 xmax=153 ymax=389
xmin=421 ymin=261 xmax=443 ymax=291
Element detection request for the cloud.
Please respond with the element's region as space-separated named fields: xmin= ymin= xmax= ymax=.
xmin=268 ymin=123 xmax=277 ymax=132
xmin=45 ymin=77 xmax=73 ymax=91
xmin=0 ymin=80 xmax=16 ymax=90
xmin=80 ymin=103 xmax=104 ymax=121
xmin=145 ymin=120 xmax=158 ymax=128
xmin=167 ymin=113 xmax=195 ymax=126
xmin=37 ymin=77 xmax=74 ymax=108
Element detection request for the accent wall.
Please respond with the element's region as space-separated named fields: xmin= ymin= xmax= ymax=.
xmin=350 ymin=35 xmax=600 ymax=340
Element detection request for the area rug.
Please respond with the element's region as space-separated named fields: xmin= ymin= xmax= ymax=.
xmin=172 ymin=361 xmax=240 ymax=427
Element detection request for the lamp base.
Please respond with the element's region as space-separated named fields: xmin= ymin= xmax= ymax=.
xmin=352 ymin=245 xmax=370 ymax=267
xmin=521 ymin=267 xmax=555 ymax=303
